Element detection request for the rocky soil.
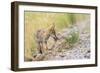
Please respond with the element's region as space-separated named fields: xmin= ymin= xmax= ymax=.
xmin=43 ymin=28 xmax=90 ymax=60
xmin=32 ymin=19 xmax=91 ymax=61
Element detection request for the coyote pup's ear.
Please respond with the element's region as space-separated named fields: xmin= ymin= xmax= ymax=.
xmin=48 ymin=23 xmax=55 ymax=31
xmin=51 ymin=23 xmax=55 ymax=29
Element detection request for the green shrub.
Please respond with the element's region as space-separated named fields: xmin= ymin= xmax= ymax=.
xmin=65 ymin=30 xmax=79 ymax=46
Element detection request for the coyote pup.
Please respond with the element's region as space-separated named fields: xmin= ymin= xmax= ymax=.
xmin=35 ymin=24 xmax=58 ymax=54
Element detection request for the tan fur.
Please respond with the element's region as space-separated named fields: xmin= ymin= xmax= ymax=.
xmin=35 ymin=24 xmax=58 ymax=54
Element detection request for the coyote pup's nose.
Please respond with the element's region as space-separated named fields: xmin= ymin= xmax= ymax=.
xmin=54 ymin=36 xmax=58 ymax=41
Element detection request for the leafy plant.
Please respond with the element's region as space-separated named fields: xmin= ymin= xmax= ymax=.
xmin=65 ymin=30 xmax=79 ymax=47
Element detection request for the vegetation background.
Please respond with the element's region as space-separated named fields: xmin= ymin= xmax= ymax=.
xmin=24 ymin=11 xmax=90 ymax=61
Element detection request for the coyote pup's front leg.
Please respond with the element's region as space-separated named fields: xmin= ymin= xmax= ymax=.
xmin=35 ymin=23 xmax=58 ymax=54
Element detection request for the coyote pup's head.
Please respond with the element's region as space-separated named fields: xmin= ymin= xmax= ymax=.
xmin=48 ymin=23 xmax=58 ymax=41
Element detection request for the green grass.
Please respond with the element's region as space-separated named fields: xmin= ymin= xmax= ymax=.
xmin=65 ymin=30 xmax=79 ymax=47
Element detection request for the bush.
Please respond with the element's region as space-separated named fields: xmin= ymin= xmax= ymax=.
xmin=65 ymin=30 xmax=79 ymax=47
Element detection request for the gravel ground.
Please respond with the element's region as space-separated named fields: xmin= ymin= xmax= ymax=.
xmin=31 ymin=19 xmax=91 ymax=61
xmin=43 ymin=20 xmax=91 ymax=60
